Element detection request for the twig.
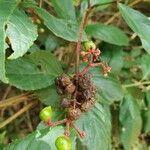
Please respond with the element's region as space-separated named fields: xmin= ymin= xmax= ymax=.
xmin=123 ymin=81 xmax=150 ymax=88
xmin=0 ymin=93 xmax=35 ymax=109
xmin=1 ymin=86 xmax=11 ymax=100
xmin=75 ymin=3 xmax=93 ymax=75
xmin=1 ymin=86 xmax=12 ymax=117
xmin=0 ymin=101 xmax=38 ymax=129
xmin=24 ymin=101 xmax=34 ymax=132
xmin=79 ymin=62 xmax=103 ymax=76
xmin=71 ymin=123 xmax=86 ymax=138
xmin=46 ymin=119 xmax=67 ymax=127
xmin=39 ymin=0 xmax=43 ymax=7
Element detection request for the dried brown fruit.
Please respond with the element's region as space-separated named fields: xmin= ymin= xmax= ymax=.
xmin=61 ymin=98 xmax=71 ymax=108
xmin=67 ymin=107 xmax=81 ymax=120
xmin=65 ymin=83 xmax=76 ymax=94
xmin=81 ymin=99 xmax=95 ymax=112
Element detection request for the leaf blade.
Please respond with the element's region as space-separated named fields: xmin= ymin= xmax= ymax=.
xmin=0 ymin=0 xmax=18 ymax=82
xmin=51 ymin=0 xmax=76 ymax=21
xmin=118 ymin=3 xmax=150 ymax=54
xmin=92 ymin=72 xmax=124 ymax=104
xmin=75 ymin=103 xmax=111 ymax=150
xmin=7 ymin=9 xmax=38 ymax=59
xmin=6 ymin=51 xmax=63 ymax=90
xmin=5 ymin=126 xmax=66 ymax=150
xmin=120 ymin=93 xmax=142 ymax=150
xmin=33 ymin=7 xmax=87 ymax=42
xmin=85 ymin=24 xmax=129 ymax=46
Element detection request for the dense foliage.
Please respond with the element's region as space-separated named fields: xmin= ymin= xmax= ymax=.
xmin=0 ymin=0 xmax=150 ymax=149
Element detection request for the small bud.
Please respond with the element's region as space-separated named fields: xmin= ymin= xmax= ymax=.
xmin=103 ymin=73 xmax=108 ymax=77
xmin=107 ymin=66 xmax=111 ymax=72
xmin=83 ymin=57 xmax=88 ymax=62
xmin=39 ymin=28 xmax=45 ymax=33
xmin=36 ymin=19 xmax=41 ymax=24
xmin=80 ymin=51 xmax=88 ymax=57
xmin=94 ymin=49 xmax=101 ymax=56
xmin=79 ymin=131 xmax=86 ymax=139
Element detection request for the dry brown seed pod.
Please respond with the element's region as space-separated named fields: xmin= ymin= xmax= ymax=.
xmin=61 ymin=98 xmax=71 ymax=108
xmin=81 ymin=99 xmax=95 ymax=112
xmin=65 ymin=83 xmax=76 ymax=94
xmin=55 ymin=74 xmax=72 ymax=87
xmin=67 ymin=107 xmax=81 ymax=120
xmin=60 ymin=74 xmax=72 ymax=87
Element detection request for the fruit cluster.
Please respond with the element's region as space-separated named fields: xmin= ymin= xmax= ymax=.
xmin=55 ymin=73 xmax=96 ymax=121
xmin=39 ymin=41 xmax=111 ymax=149
xmin=81 ymin=41 xmax=111 ymax=77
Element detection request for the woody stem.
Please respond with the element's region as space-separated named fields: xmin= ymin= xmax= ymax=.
xmin=75 ymin=2 xmax=92 ymax=75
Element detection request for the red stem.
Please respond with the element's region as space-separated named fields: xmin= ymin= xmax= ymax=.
xmin=46 ymin=119 xmax=67 ymax=127
xmin=75 ymin=6 xmax=92 ymax=75
xmin=79 ymin=62 xmax=103 ymax=76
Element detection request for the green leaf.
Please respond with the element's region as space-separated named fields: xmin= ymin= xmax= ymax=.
xmin=0 ymin=0 xmax=37 ymax=82
xmin=0 ymin=144 xmax=5 ymax=150
xmin=0 ymin=25 xmax=8 ymax=83
xmin=5 ymin=126 xmax=75 ymax=150
xmin=120 ymin=93 xmax=142 ymax=150
xmin=0 ymin=0 xmax=17 ymax=83
xmin=118 ymin=3 xmax=150 ymax=54
xmin=45 ymin=35 xmax=60 ymax=52
xmin=140 ymin=54 xmax=150 ymax=80
xmin=145 ymin=91 xmax=150 ymax=107
xmin=0 ymin=131 xmax=6 ymax=144
xmin=143 ymin=109 xmax=150 ymax=134
xmin=80 ymin=0 xmax=112 ymax=18
xmin=6 ymin=51 xmax=63 ymax=90
xmin=101 ymin=44 xmax=124 ymax=74
xmin=131 ymin=47 xmax=141 ymax=58
xmin=33 ymin=7 xmax=87 ymax=42
xmin=91 ymin=0 xmax=112 ymax=5
xmin=143 ymin=91 xmax=150 ymax=133
xmin=75 ymin=103 xmax=111 ymax=150
xmin=109 ymin=48 xmax=123 ymax=74
xmin=35 ymin=85 xmax=60 ymax=107
xmin=92 ymin=69 xmax=124 ymax=103
xmin=6 ymin=9 xmax=38 ymax=59
xmin=85 ymin=24 xmax=129 ymax=46
xmin=51 ymin=0 xmax=76 ymax=21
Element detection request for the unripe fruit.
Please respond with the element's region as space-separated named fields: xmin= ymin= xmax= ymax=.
xmin=55 ymin=136 xmax=71 ymax=150
xmin=83 ymin=41 xmax=96 ymax=51
xmin=39 ymin=106 xmax=52 ymax=121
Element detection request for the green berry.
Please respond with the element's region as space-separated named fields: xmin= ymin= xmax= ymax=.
xmin=39 ymin=106 xmax=52 ymax=121
xmin=83 ymin=41 xmax=96 ymax=51
xmin=55 ymin=136 xmax=71 ymax=150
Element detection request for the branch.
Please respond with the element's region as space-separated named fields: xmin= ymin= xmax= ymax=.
xmin=75 ymin=2 xmax=96 ymax=75
xmin=123 ymin=81 xmax=150 ymax=88
xmin=0 ymin=93 xmax=35 ymax=109
xmin=0 ymin=101 xmax=38 ymax=129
